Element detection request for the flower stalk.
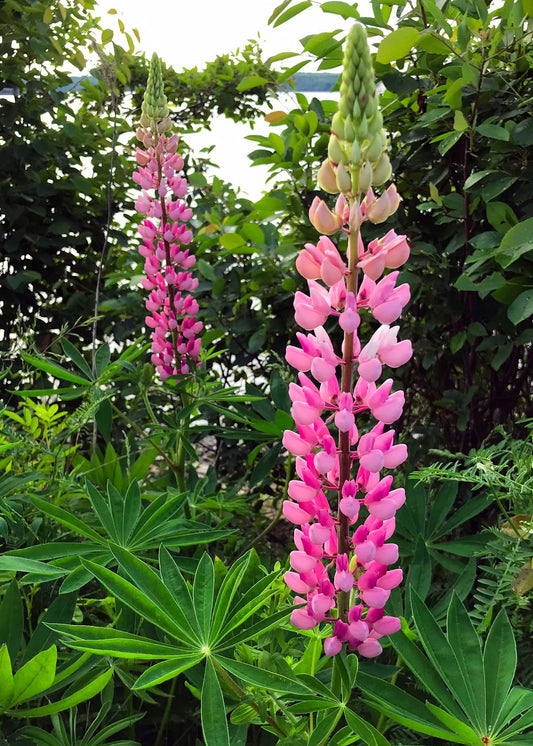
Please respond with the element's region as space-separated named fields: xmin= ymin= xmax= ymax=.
xmin=134 ymin=53 xmax=202 ymax=379
xmin=282 ymin=25 xmax=412 ymax=658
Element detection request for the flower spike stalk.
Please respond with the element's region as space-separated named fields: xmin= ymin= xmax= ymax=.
xmin=134 ymin=53 xmax=202 ymax=379
xmin=282 ymin=25 xmax=412 ymax=658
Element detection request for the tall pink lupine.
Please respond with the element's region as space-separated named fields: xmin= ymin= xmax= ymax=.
xmin=282 ymin=25 xmax=412 ymax=658
xmin=134 ymin=54 xmax=202 ymax=379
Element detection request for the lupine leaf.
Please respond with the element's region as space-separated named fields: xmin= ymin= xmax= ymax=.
xmin=10 ymin=667 xmax=113 ymax=717
xmin=446 ymin=594 xmax=486 ymax=731
xmin=345 ymin=708 xmax=392 ymax=746
xmin=86 ymin=481 xmax=116 ymax=540
xmin=0 ymin=556 xmax=68 ymax=579
xmin=81 ymin=558 xmax=194 ymax=645
xmin=128 ymin=493 xmax=187 ymax=545
xmin=484 ymin=609 xmax=517 ymax=728
xmin=210 ymin=554 xmax=250 ymax=643
xmin=29 ymin=495 xmax=104 ymax=544
xmin=389 ymin=631 xmax=463 ymax=719
xmin=193 ymin=553 xmax=215 ymax=643
xmin=133 ymin=655 xmax=204 ymax=690
xmin=158 ymin=547 xmax=202 ymax=642
xmin=308 ymin=709 xmax=342 ymax=746
xmin=410 ymin=590 xmax=474 ymax=725
xmin=20 ymin=353 xmax=91 ymax=385
xmin=357 ymin=671 xmax=464 ymax=742
xmin=215 ymin=606 xmax=296 ymax=650
xmin=215 ymin=656 xmax=314 ymax=696
xmin=11 ymin=645 xmax=57 ymax=707
xmin=111 ymin=546 xmax=200 ymax=644
xmin=426 ymin=704 xmax=480 ymax=741
xmin=201 ymin=658 xmax=230 ymax=746
xmin=51 ymin=625 xmax=186 ymax=659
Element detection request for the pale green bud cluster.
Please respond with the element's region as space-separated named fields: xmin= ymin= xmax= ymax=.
xmin=319 ymin=25 xmax=391 ymax=196
xmin=140 ymin=53 xmax=172 ymax=133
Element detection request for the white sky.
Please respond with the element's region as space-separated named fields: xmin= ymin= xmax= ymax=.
xmin=95 ymin=0 xmax=368 ymax=196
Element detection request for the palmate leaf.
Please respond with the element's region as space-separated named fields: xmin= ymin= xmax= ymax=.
xmin=133 ymin=655 xmax=204 ymax=690
xmin=344 ymin=708 xmax=392 ymax=746
xmin=446 ymin=594 xmax=486 ymax=732
xmin=484 ymin=609 xmax=517 ymax=728
xmin=357 ymin=671 xmax=465 ymax=743
xmin=410 ymin=589 xmax=480 ymax=727
xmin=158 ymin=547 xmax=201 ymax=642
xmin=214 ymin=655 xmax=315 ymax=697
xmin=218 ymin=569 xmax=281 ymax=640
xmin=127 ymin=492 xmax=188 ymax=546
xmin=48 ymin=624 xmax=187 ymax=660
xmin=209 ymin=553 xmax=251 ymax=643
xmin=493 ymin=688 xmax=533 ymax=734
xmin=426 ymin=703 xmax=481 ymax=742
xmin=389 ymin=630 xmax=463 ymax=719
xmin=202 ymin=658 xmax=230 ymax=746
xmin=214 ymin=605 xmax=297 ymax=650
xmin=81 ymin=557 xmax=197 ymax=646
xmin=193 ymin=554 xmax=215 ymax=642
xmin=308 ymin=709 xmax=343 ymax=746
xmin=29 ymin=495 xmax=104 ymax=544
xmin=10 ymin=667 xmax=113 ymax=718
xmin=110 ymin=546 xmax=201 ymax=645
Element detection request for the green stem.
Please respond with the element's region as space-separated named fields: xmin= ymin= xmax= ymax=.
xmin=212 ymin=659 xmax=288 ymax=738
xmin=337 ymin=220 xmax=360 ymax=622
xmin=246 ymin=454 xmax=293 ymax=551
xmin=376 ymin=653 xmax=402 ymax=733
xmin=154 ymin=676 xmax=177 ymax=746
xmin=110 ymin=402 xmax=180 ymax=475
xmin=141 ymin=389 xmax=159 ymax=428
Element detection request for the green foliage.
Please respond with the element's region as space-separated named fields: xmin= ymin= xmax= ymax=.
xmin=1 ymin=0 xmax=533 ymax=743
xmin=261 ymin=0 xmax=533 ymax=450
xmin=359 ymin=592 xmax=533 ymax=745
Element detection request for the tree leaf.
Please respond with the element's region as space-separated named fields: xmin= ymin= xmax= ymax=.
xmin=321 ymin=1 xmax=359 ymax=19
xmin=236 ymin=75 xmax=268 ymax=91
xmin=496 ymin=218 xmax=533 ymax=267
xmin=272 ymin=1 xmax=312 ymax=27
xmin=508 ymin=290 xmax=533 ymax=325
xmin=476 ymin=122 xmax=510 ymax=141
xmin=377 ymin=27 xmax=420 ymax=64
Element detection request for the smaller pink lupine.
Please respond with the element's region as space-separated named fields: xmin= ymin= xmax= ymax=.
xmin=135 ymin=54 xmax=202 ymax=379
